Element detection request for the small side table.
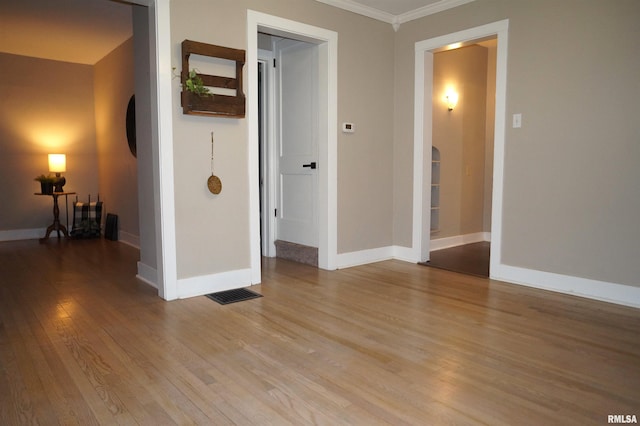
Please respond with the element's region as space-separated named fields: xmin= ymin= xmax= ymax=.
xmin=35 ymin=192 xmax=76 ymax=239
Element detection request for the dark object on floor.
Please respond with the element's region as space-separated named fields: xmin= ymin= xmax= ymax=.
xmin=105 ymin=214 xmax=118 ymax=241
xmin=420 ymin=241 xmax=490 ymax=278
xmin=70 ymin=195 xmax=103 ymax=239
xmin=206 ymin=288 xmax=263 ymax=305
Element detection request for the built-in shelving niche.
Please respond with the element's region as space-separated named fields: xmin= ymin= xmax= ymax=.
xmin=180 ymin=40 xmax=246 ymax=118
xmin=431 ymin=146 xmax=441 ymax=234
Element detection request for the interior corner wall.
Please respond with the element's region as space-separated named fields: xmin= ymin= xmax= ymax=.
xmin=94 ymin=38 xmax=139 ymax=245
xmin=394 ymin=0 xmax=640 ymax=288
xmin=0 ymin=53 xmax=99 ymax=238
xmin=431 ymin=45 xmax=487 ymax=240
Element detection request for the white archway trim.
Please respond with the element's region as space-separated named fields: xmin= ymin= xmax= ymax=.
xmin=247 ymin=10 xmax=338 ymax=282
xmin=128 ymin=0 xmax=177 ymax=300
xmin=153 ymin=0 xmax=178 ymax=300
xmin=412 ymin=20 xmax=509 ymax=279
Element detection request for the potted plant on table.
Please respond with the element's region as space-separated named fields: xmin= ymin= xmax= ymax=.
xmin=35 ymin=174 xmax=56 ymax=194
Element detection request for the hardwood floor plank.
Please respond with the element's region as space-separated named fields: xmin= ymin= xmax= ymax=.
xmin=1 ymin=240 xmax=639 ymax=425
xmin=18 ymin=300 xmax=99 ymax=425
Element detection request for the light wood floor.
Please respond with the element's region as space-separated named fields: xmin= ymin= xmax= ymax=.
xmin=1 ymin=239 xmax=639 ymax=425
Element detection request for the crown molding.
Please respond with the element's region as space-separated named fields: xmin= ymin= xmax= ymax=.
xmin=314 ymin=0 xmax=394 ymax=24
xmin=397 ymin=0 xmax=476 ymax=25
xmin=314 ymin=0 xmax=476 ymax=30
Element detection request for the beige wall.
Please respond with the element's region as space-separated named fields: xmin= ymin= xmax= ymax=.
xmin=0 ymin=53 xmax=99 ymax=233
xmin=393 ymin=0 xmax=640 ymax=287
xmin=431 ymin=45 xmax=488 ymax=239
xmin=169 ymin=0 xmax=395 ymax=280
xmin=94 ymin=38 xmax=138 ymax=240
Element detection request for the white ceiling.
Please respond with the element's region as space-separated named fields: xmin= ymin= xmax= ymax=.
xmin=0 ymin=0 xmax=473 ymax=65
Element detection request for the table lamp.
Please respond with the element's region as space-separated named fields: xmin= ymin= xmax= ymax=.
xmin=48 ymin=154 xmax=66 ymax=193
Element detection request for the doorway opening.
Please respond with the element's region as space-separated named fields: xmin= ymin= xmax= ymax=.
xmin=258 ymin=35 xmax=320 ymax=266
xmin=423 ymin=39 xmax=497 ymax=278
xmin=247 ymin=11 xmax=339 ymax=284
xmin=412 ymin=20 xmax=509 ymax=280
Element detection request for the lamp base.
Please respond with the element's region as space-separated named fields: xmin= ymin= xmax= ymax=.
xmin=53 ymin=174 xmax=66 ymax=193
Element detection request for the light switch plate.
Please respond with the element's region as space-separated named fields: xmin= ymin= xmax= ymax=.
xmin=513 ymin=113 xmax=522 ymax=128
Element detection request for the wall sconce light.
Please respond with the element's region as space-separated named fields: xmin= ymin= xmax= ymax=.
xmin=445 ymin=90 xmax=458 ymax=111
xmin=48 ymin=153 xmax=66 ymax=192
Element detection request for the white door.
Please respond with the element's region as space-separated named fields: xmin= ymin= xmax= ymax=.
xmin=275 ymin=39 xmax=319 ymax=247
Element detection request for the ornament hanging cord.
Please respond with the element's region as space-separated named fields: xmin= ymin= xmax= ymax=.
xmin=207 ymin=131 xmax=222 ymax=194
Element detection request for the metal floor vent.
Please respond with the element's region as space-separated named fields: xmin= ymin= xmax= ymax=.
xmin=205 ymin=288 xmax=263 ymax=305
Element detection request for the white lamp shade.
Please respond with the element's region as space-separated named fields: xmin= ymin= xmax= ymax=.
xmin=48 ymin=154 xmax=66 ymax=173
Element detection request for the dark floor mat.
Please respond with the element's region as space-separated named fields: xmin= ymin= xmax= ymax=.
xmin=205 ymin=288 xmax=263 ymax=305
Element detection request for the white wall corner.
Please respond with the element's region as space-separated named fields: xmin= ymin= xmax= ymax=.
xmin=336 ymin=246 xmax=395 ymax=269
xmin=392 ymin=245 xmax=419 ymax=263
xmin=118 ymin=231 xmax=140 ymax=249
xmin=177 ymin=268 xmax=253 ymax=299
xmin=136 ymin=261 xmax=158 ymax=289
xmin=493 ymin=264 xmax=640 ymax=309
xmin=336 ymin=245 xmax=422 ymax=269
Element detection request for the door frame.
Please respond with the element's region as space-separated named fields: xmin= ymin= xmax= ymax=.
xmin=412 ymin=20 xmax=509 ymax=278
xmin=247 ymin=10 xmax=338 ymax=282
xmin=258 ymin=49 xmax=276 ymax=257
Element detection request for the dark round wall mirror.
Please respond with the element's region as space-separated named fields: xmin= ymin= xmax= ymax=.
xmin=126 ymin=95 xmax=137 ymax=158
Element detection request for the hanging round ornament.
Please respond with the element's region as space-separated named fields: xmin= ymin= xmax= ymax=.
xmin=207 ymin=132 xmax=222 ymax=194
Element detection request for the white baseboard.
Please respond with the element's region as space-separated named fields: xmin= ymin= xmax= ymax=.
xmin=335 ymin=240 xmax=640 ymax=309
xmin=0 ymin=228 xmax=46 ymax=241
xmin=492 ymin=264 xmax=640 ymax=309
xmin=430 ymin=232 xmax=490 ymax=251
xmin=336 ymin=245 xmax=420 ymax=268
xmin=392 ymin=245 xmax=418 ymax=263
xmin=136 ymin=262 xmax=158 ymax=289
xmin=337 ymin=246 xmax=394 ymax=268
xmin=118 ymin=231 xmax=140 ymax=249
xmin=177 ymin=268 xmax=253 ymax=299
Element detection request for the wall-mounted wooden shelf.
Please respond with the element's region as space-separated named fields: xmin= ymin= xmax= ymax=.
xmin=180 ymin=40 xmax=246 ymax=118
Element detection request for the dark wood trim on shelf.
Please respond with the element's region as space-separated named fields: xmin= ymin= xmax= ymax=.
xmin=180 ymin=39 xmax=246 ymax=118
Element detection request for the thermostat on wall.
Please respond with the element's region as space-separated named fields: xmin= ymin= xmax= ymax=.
xmin=342 ymin=122 xmax=355 ymax=133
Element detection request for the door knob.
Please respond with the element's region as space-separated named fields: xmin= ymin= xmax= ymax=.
xmin=302 ymin=162 xmax=317 ymax=169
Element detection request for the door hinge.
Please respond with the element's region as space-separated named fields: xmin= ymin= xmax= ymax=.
xmin=273 ymin=58 xmax=276 ymax=68
xmin=274 ymin=208 xmax=277 ymax=217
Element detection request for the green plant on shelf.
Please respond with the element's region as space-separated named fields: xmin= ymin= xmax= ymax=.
xmin=174 ymin=67 xmax=211 ymax=97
